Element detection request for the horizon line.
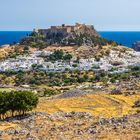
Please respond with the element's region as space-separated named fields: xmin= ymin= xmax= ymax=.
xmin=1 ymin=30 xmax=140 ymax=32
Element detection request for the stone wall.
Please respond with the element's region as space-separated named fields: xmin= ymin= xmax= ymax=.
xmin=33 ymin=23 xmax=99 ymax=37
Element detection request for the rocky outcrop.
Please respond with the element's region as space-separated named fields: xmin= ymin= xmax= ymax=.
xmin=20 ymin=23 xmax=105 ymax=46
xmin=34 ymin=23 xmax=100 ymax=38
xmin=39 ymin=23 xmax=100 ymax=45
xmin=132 ymin=41 xmax=140 ymax=51
xmin=0 ymin=112 xmax=140 ymax=139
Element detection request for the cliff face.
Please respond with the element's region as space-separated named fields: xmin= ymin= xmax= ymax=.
xmin=74 ymin=24 xmax=100 ymax=38
xmin=132 ymin=41 xmax=140 ymax=51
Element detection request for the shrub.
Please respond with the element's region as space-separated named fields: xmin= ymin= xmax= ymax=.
xmin=63 ymin=54 xmax=72 ymax=61
xmin=131 ymin=66 xmax=140 ymax=71
xmin=43 ymin=89 xmax=59 ymax=97
xmin=95 ymin=57 xmax=100 ymax=62
xmin=133 ymin=100 xmax=140 ymax=108
xmin=72 ymin=64 xmax=78 ymax=68
xmin=48 ymin=50 xmax=72 ymax=61
xmin=49 ymin=50 xmax=64 ymax=61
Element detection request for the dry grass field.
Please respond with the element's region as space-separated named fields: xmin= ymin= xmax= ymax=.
xmin=36 ymin=92 xmax=140 ymax=118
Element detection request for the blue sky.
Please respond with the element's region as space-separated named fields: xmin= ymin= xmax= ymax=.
xmin=0 ymin=0 xmax=140 ymax=31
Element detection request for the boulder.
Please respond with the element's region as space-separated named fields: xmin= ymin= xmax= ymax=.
xmin=132 ymin=41 xmax=140 ymax=51
xmin=111 ymin=89 xmax=122 ymax=95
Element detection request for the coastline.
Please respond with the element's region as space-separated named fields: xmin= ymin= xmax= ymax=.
xmin=1 ymin=31 xmax=140 ymax=48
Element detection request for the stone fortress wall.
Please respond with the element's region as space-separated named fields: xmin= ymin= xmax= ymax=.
xmin=33 ymin=23 xmax=99 ymax=37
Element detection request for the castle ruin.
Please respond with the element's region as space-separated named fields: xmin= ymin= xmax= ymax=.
xmin=33 ymin=23 xmax=99 ymax=38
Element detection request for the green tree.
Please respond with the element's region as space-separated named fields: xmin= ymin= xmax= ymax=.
xmin=0 ymin=91 xmax=38 ymax=119
xmin=63 ymin=54 xmax=72 ymax=61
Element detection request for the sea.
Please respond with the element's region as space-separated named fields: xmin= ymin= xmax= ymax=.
xmin=0 ymin=31 xmax=140 ymax=48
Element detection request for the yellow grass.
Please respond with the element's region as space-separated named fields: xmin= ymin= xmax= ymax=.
xmin=0 ymin=88 xmax=15 ymax=92
xmin=36 ymin=93 xmax=140 ymax=118
xmin=0 ymin=123 xmax=16 ymax=131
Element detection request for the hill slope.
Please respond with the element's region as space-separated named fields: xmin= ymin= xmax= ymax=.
xmin=37 ymin=92 xmax=140 ymax=118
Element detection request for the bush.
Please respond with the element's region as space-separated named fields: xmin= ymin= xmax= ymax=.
xmin=72 ymin=64 xmax=78 ymax=68
xmin=63 ymin=54 xmax=72 ymax=61
xmin=95 ymin=57 xmax=100 ymax=62
xmin=0 ymin=91 xmax=38 ymax=119
xmin=48 ymin=50 xmax=72 ymax=61
xmin=43 ymin=89 xmax=59 ymax=97
xmin=133 ymin=100 xmax=140 ymax=108
xmin=131 ymin=66 xmax=140 ymax=71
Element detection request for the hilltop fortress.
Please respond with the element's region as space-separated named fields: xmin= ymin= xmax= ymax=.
xmin=33 ymin=23 xmax=99 ymax=38
xmin=21 ymin=23 xmax=111 ymax=46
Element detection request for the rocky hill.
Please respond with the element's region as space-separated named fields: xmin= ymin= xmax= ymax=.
xmin=20 ymin=23 xmax=116 ymax=47
xmin=0 ymin=23 xmax=118 ymax=60
xmin=132 ymin=41 xmax=140 ymax=51
xmin=35 ymin=23 xmax=100 ymax=38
